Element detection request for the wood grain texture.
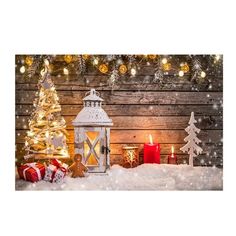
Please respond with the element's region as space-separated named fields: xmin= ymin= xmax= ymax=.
xmin=15 ymin=61 xmax=223 ymax=167
xmin=16 ymin=90 xmax=223 ymax=105
xmin=16 ymin=115 xmax=223 ymax=130
xmin=16 ymin=129 xmax=223 ymax=144
xmin=16 ymin=74 xmax=223 ymax=91
xmin=16 ymin=104 xmax=223 ymax=116
xmin=16 ymin=143 xmax=222 ymax=156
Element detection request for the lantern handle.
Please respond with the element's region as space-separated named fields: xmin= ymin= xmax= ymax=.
xmin=85 ymin=88 xmax=100 ymax=97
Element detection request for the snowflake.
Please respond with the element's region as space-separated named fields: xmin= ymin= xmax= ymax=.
xmin=213 ymin=104 xmax=218 ymax=109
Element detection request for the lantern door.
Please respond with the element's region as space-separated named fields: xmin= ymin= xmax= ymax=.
xmin=83 ymin=127 xmax=106 ymax=173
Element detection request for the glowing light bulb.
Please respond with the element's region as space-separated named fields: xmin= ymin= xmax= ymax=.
xmin=45 ymin=131 xmax=49 ymax=138
xmin=52 ymin=121 xmax=57 ymax=126
xmin=44 ymin=59 xmax=49 ymax=66
xmin=215 ymin=55 xmax=220 ymax=61
xmin=161 ymin=58 xmax=168 ymax=64
xmin=20 ymin=66 xmax=26 ymax=73
xmin=38 ymin=113 xmax=44 ymax=119
xmin=63 ymin=68 xmax=69 ymax=75
xmin=201 ymin=71 xmax=206 ymax=78
xmin=131 ymin=68 xmax=136 ymax=76
xmin=179 ymin=70 xmax=184 ymax=77
xmin=27 ymin=131 xmax=34 ymax=137
xmin=93 ymin=58 xmax=99 ymax=65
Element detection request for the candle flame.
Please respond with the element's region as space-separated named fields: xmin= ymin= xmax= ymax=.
xmin=171 ymin=146 xmax=174 ymax=157
xmin=149 ymin=134 xmax=153 ymax=145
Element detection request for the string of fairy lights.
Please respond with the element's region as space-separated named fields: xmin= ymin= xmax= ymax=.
xmin=16 ymin=55 xmax=222 ymax=86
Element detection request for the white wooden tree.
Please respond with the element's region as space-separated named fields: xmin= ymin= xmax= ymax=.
xmin=180 ymin=112 xmax=203 ymax=167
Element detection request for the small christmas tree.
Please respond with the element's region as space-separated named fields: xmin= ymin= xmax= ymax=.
xmin=180 ymin=112 xmax=203 ymax=167
xmin=24 ymin=59 xmax=69 ymax=159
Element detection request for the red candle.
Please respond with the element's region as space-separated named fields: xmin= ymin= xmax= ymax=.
xmin=143 ymin=135 xmax=161 ymax=164
xmin=168 ymin=146 xmax=177 ymax=164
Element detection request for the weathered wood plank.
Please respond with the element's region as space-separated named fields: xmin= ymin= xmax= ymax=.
xmin=15 ymin=74 xmax=223 ymax=91
xmin=16 ymin=104 xmax=223 ymax=116
xmin=15 ymin=115 xmax=223 ymax=130
xmin=15 ymin=129 xmax=223 ymax=144
xmin=16 ymin=90 xmax=223 ymax=105
xmin=16 ymin=143 xmax=222 ymax=156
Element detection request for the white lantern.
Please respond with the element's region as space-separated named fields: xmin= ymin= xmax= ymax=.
xmin=72 ymin=89 xmax=113 ymax=173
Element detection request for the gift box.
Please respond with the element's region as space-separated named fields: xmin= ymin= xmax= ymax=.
xmin=50 ymin=159 xmax=68 ymax=170
xmin=18 ymin=162 xmax=45 ymax=182
xmin=44 ymin=159 xmax=68 ymax=184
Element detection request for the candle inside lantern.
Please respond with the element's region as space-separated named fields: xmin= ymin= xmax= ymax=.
xmin=143 ymin=135 xmax=160 ymax=164
xmin=167 ymin=145 xmax=177 ymax=164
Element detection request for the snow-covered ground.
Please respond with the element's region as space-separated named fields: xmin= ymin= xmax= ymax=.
xmin=15 ymin=164 xmax=223 ymax=190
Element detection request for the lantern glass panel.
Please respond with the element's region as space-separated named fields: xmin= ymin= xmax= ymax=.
xmin=84 ymin=131 xmax=101 ymax=166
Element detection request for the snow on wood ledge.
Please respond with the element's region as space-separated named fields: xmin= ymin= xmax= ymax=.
xmin=15 ymin=164 xmax=223 ymax=191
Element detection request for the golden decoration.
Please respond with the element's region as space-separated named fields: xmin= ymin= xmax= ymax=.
xmin=180 ymin=63 xmax=189 ymax=73
xmin=148 ymin=55 xmax=157 ymax=60
xmin=122 ymin=146 xmax=139 ymax=168
xmin=25 ymin=56 xmax=33 ymax=66
xmin=82 ymin=54 xmax=89 ymax=60
xmin=99 ymin=64 xmax=108 ymax=74
xmin=64 ymin=55 xmax=73 ymax=63
xmin=162 ymin=63 xmax=171 ymax=71
xmin=119 ymin=64 xmax=128 ymax=74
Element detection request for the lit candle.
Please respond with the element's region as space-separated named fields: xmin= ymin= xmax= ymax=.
xmin=143 ymin=134 xmax=161 ymax=164
xmin=167 ymin=146 xmax=177 ymax=164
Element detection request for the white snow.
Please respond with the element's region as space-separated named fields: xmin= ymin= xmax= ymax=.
xmin=15 ymin=164 xmax=223 ymax=191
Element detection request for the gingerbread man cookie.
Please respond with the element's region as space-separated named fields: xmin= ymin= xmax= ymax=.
xmin=69 ymin=154 xmax=88 ymax=178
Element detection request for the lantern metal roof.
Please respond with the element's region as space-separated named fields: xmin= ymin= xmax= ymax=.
xmin=72 ymin=89 xmax=113 ymax=127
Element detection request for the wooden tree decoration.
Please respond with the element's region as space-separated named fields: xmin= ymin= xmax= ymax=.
xmin=180 ymin=112 xmax=203 ymax=167
xmin=24 ymin=59 xmax=69 ymax=159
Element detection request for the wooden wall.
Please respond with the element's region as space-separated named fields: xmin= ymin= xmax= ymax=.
xmin=15 ymin=58 xmax=223 ymax=167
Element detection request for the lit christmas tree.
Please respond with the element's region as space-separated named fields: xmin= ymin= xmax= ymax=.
xmin=180 ymin=112 xmax=203 ymax=167
xmin=24 ymin=59 xmax=69 ymax=159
